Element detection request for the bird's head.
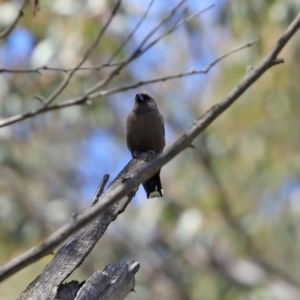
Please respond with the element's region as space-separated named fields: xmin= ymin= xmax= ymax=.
xmin=135 ymin=93 xmax=157 ymax=107
xmin=135 ymin=93 xmax=150 ymax=102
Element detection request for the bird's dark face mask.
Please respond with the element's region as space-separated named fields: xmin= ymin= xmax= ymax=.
xmin=136 ymin=93 xmax=151 ymax=104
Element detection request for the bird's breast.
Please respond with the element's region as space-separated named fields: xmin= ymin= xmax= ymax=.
xmin=126 ymin=111 xmax=165 ymax=154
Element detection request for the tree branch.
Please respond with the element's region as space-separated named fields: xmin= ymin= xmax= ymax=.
xmin=20 ymin=261 xmax=139 ymax=300
xmin=72 ymin=261 xmax=139 ymax=300
xmin=0 ymin=2 xmax=215 ymax=130
xmin=1 ymin=152 xmax=155 ymax=284
xmin=0 ymin=0 xmax=29 ymax=39
xmin=16 ymin=154 xmax=150 ymax=299
xmin=42 ymin=0 xmax=122 ymax=107
xmin=0 ymin=39 xmax=255 ymax=128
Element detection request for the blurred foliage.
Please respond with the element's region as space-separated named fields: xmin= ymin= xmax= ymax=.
xmin=0 ymin=0 xmax=300 ymax=299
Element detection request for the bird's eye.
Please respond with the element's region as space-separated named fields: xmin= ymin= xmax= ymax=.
xmin=136 ymin=93 xmax=147 ymax=102
xmin=136 ymin=93 xmax=152 ymax=103
xmin=135 ymin=94 xmax=141 ymax=101
xmin=141 ymin=94 xmax=150 ymax=101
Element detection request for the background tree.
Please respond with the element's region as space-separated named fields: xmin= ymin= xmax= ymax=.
xmin=0 ymin=0 xmax=300 ymax=299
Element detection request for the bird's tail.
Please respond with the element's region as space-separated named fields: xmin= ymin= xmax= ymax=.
xmin=143 ymin=171 xmax=163 ymax=198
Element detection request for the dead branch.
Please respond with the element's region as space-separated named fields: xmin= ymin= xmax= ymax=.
xmin=1 ymin=152 xmax=155 ymax=285
xmin=20 ymin=261 xmax=139 ymax=300
xmin=16 ymin=153 xmax=152 ymax=299
xmin=72 ymin=261 xmax=139 ymax=300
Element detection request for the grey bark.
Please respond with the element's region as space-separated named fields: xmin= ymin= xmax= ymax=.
xmin=18 ymin=152 xmax=155 ymax=300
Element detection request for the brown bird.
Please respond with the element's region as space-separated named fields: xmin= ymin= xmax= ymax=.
xmin=126 ymin=93 xmax=165 ymax=198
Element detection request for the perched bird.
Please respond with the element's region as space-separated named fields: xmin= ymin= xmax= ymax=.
xmin=126 ymin=93 xmax=165 ymax=198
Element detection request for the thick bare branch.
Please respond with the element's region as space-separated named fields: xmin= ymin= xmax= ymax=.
xmin=19 ymin=261 xmax=139 ymax=300
xmin=0 ymin=152 xmax=155 ymax=283
xmin=73 ymin=261 xmax=139 ymax=300
xmin=17 ymin=154 xmax=149 ymax=299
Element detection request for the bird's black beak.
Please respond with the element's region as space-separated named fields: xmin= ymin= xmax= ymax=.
xmin=135 ymin=94 xmax=144 ymax=103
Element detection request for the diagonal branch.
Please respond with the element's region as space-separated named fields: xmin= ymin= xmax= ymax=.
xmin=0 ymin=0 xmax=29 ymax=39
xmin=82 ymin=0 xmax=188 ymax=96
xmin=18 ymin=156 xmax=147 ymax=299
xmin=0 ymin=10 xmax=299 ymax=283
xmin=83 ymin=2 xmax=215 ymax=93
xmin=105 ymin=0 xmax=155 ymax=66
xmin=136 ymin=3 xmax=215 ymax=60
xmin=87 ymin=38 xmax=258 ymax=98
xmin=0 ymin=0 xmax=153 ymax=75
xmin=41 ymin=0 xmax=122 ymax=107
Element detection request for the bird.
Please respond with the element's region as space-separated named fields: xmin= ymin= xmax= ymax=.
xmin=126 ymin=92 xmax=165 ymax=198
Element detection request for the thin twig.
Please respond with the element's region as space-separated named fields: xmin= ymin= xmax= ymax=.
xmin=0 ymin=3 xmax=214 ymax=75
xmin=0 ymin=65 xmax=70 ymax=74
xmin=88 ymin=39 xmax=259 ymax=97
xmin=42 ymin=0 xmax=122 ymax=107
xmin=0 ymin=0 xmax=153 ymax=75
xmin=0 ymin=2 xmax=214 ymax=76
xmin=82 ymin=0 xmax=187 ymax=97
xmin=0 ymin=11 xmax=299 ymax=283
xmin=0 ymin=39 xmax=255 ymax=128
xmin=0 ymin=0 xmax=29 ymax=39
xmin=140 ymin=3 xmax=215 ymax=56
xmin=102 ymin=2 xmax=215 ymax=70
xmin=92 ymin=174 xmax=109 ymax=205
xmin=106 ymin=0 xmax=155 ymax=66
